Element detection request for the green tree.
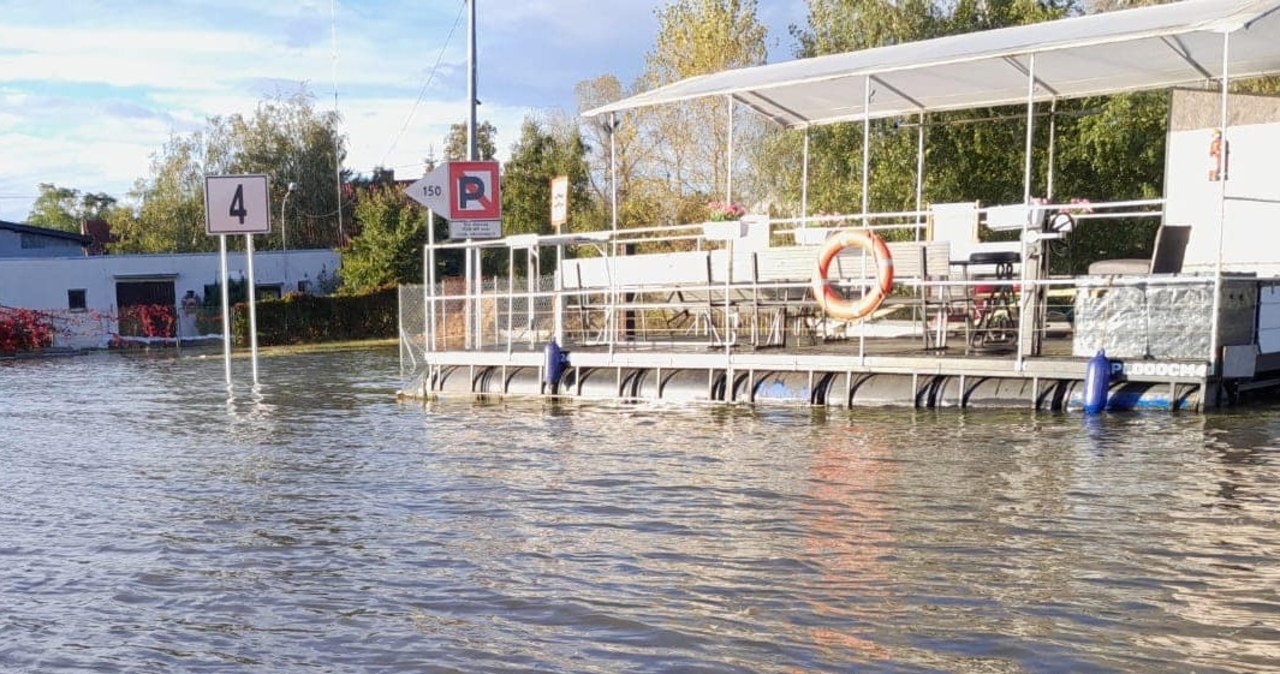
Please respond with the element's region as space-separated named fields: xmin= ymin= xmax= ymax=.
xmin=502 ymin=116 xmax=590 ymax=236
xmin=444 ymin=120 xmax=497 ymax=161
xmin=109 ymin=90 xmax=348 ymax=254
xmin=758 ymin=0 xmax=1078 ymax=229
xmin=26 ymin=183 xmax=118 ymax=232
xmin=576 ymin=75 xmax=648 ymax=232
xmin=339 ymin=184 xmax=429 ymax=292
xmin=109 ymin=133 xmax=209 ymax=253
xmin=638 ymin=0 xmax=768 ymax=222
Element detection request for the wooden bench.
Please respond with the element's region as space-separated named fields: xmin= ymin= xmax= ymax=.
xmin=557 ymin=241 xmax=958 ymax=347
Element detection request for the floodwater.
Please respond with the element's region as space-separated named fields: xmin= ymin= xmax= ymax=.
xmin=2 ymin=348 xmax=1279 ymax=673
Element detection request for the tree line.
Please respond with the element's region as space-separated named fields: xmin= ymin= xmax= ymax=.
xmin=31 ymin=0 xmax=1235 ymax=291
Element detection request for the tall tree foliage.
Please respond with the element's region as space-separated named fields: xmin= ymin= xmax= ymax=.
xmin=339 ymin=184 xmax=428 ymax=292
xmin=780 ymin=0 xmax=1076 ymax=224
xmin=25 ymin=184 xmax=117 ymax=232
xmin=444 ymin=120 xmax=497 ymax=161
xmin=109 ymin=91 xmax=347 ymax=254
xmin=638 ymin=0 xmax=768 ymax=223
xmin=502 ymin=116 xmax=591 ymax=238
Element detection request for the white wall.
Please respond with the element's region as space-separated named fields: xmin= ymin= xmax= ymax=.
xmin=0 ymin=249 xmax=339 ymax=349
xmin=1165 ymin=89 xmax=1280 ymax=277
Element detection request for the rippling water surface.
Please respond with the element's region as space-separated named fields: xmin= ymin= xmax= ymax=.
xmin=3 ymin=347 xmax=1280 ymax=673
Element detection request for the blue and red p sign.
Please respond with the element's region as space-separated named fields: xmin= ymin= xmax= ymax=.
xmin=448 ymin=161 xmax=501 ymax=221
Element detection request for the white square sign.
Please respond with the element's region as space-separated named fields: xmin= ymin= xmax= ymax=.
xmin=205 ymin=174 xmax=272 ymax=235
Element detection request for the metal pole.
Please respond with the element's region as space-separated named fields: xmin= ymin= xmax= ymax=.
xmin=464 ymin=240 xmax=472 ymax=349
xmin=467 ymin=0 xmax=478 ymax=162
xmin=726 ymin=96 xmax=734 ymax=204
xmin=1018 ymin=54 xmax=1039 ymax=365
xmin=801 ymin=128 xmax=810 ymax=227
xmin=859 ymin=76 xmax=871 ymax=360
xmin=554 ymin=241 xmax=564 ymax=344
xmin=330 ymin=0 xmax=344 ymax=245
xmin=915 ymin=113 xmax=926 ymax=240
xmin=280 ymin=182 xmax=295 ymax=290
xmin=506 ymin=247 xmax=514 ymax=353
xmin=610 ymin=112 xmax=618 ymax=232
xmin=426 ymin=209 xmax=437 ymax=351
xmin=1022 ymin=56 xmax=1036 ymax=207
xmin=475 ymin=246 xmax=483 ymax=349
xmin=861 ymin=77 xmax=872 ymax=220
xmin=219 ymin=234 xmax=232 ymax=388
xmin=1210 ymin=30 xmax=1232 ymax=374
xmin=527 ymin=248 xmax=535 ymax=347
xmin=1047 ymin=99 xmax=1058 ymax=201
xmin=245 ymin=233 xmax=260 ymax=387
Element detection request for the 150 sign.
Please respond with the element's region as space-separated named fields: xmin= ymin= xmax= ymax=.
xmin=205 ymin=174 xmax=272 ymax=235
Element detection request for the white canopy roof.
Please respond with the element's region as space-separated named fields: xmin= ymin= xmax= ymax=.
xmin=583 ymin=0 xmax=1280 ymax=128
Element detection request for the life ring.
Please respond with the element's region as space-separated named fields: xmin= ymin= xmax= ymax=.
xmin=811 ymin=229 xmax=894 ymax=321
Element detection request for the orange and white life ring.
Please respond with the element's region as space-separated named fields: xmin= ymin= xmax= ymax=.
xmin=811 ymin=230 xmax=894 ymax=321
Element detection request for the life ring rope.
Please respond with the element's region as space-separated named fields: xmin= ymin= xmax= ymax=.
xmin=811 ymin=229 xmax=895 ymax=321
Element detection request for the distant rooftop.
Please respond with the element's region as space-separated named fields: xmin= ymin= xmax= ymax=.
xmin=0 ymin=219 xmax=94 ymax=246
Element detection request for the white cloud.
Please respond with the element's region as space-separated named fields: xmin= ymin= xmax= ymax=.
xmin=0 ymin=0 xmax=802 ymax=222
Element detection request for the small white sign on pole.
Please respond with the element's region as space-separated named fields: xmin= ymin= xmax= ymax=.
xmin=205 ymin=174 xmax=272 ymax=235
xmin=448 ymin=220 xmax=503 ymax=239
xmin=550 ymin=175 xmax=568 ymax=232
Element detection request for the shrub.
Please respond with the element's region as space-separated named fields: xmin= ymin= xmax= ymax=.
xmin=232 ymin=287 xmax=398 ymax=346
xmin=0 ymin=308 xmax=54 ymax=354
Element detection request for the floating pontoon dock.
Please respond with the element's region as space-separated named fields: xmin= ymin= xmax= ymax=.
xmin=399 ymin=0 xmax=1280 ymax=411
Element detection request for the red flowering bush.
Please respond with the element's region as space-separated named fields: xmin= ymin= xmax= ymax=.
xmin=0 ymin=308 xmax=54 ymax=354
xmin=117 ymin=304 xmax=177 ymax=338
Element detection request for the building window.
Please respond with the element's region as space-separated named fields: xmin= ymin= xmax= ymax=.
xmin=21 ymin=233 xmax=51 ymax=249
xmin=68 ymin=289 xmax=87 ymax=311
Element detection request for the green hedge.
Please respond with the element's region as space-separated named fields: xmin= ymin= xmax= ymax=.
xmin=232 ymin=287 xmax=398 ymax=346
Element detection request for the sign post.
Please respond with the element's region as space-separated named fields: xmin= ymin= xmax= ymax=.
xmin=409 ymin=161 xmax=503 ymax=350
xmin=550 ymin=175 xmax=568 ymax=343
xmin=205 ymin=174 xmax=272 ymax=388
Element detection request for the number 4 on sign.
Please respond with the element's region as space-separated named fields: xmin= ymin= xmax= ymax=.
xmin=204 ymin=174 xmax=269 ymax=235
xmin=229 ymin=185 xmax=247 ymax=225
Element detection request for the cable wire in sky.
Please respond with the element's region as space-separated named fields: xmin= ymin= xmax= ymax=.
xmin=380 ymin=0 xmax=467 ymax=170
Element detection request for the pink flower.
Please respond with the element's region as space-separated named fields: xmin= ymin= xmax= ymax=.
xmin=707 ymin=200 xmax=746 ymax=222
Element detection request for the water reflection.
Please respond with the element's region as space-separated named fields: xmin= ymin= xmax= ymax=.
xmin=2 ymin=351 xmax=1279 ymax=673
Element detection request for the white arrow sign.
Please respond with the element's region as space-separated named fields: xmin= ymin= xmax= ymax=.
xmin=407 ymin=165 xmax=449 ymax=212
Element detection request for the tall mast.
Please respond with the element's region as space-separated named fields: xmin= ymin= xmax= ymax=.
xmin=467 ymin=0 xmax=477 ymax=161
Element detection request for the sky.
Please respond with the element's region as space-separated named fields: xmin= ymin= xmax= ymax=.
xmin=0 ymin=0 xmax=808 ymax=223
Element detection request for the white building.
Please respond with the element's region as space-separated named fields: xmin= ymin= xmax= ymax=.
xmin=0 ymin=249 xmax=339 ymax=349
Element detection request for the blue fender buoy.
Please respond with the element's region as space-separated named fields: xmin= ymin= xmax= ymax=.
xmin=543 ymin=339 xmax=569 ymax=394
xmin=1083 ymin=350 xmax=1110 ymax=414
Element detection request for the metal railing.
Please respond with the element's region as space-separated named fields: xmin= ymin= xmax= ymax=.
xmin=397 ymin=200 xmax=1245 ymax=379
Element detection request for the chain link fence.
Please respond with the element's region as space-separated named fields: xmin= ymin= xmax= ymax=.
xmin=399 ymin=275 xmax=559 ymax=378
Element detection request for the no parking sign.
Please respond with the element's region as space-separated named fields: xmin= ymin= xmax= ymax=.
xmin=448 ymin=161 xmax=501 ymax=221
xmin=408 ymin=161 xmax=502 ymax=238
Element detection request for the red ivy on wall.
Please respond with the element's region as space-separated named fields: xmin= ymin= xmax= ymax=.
xmin=117 ymin=304 xmax=177 ymax=339
xmin=0 ymin=308 xmax=54 ymax=354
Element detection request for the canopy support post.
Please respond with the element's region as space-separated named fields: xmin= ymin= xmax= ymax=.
xmin=801 ymin=127 xmax=810 ymax=228
xmin=1047 ymin=98 xmax=1058 ymax=201
xmin=726 ymin=96 xmax=735 ymax=204
xmin=609 ymin=112 xmax=618 ymax=232
xmin=1210 ymin=30 xmax=1232 ymax=379
xmin=915 ymin=113 xmax=926 ymax=240
xmin=1017 ymin=54 xmax=1039 ymax=365
xmin=858 ymin=76 xmax=872 ymax=362
xmin=861 ymin=77 xmax=872 ymax=221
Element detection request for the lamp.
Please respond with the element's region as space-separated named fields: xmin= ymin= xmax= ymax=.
xmin=281 ymin=182 xmax=297 ymax=252
xmin=281 ymin=182 xmax=297 ymax=292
